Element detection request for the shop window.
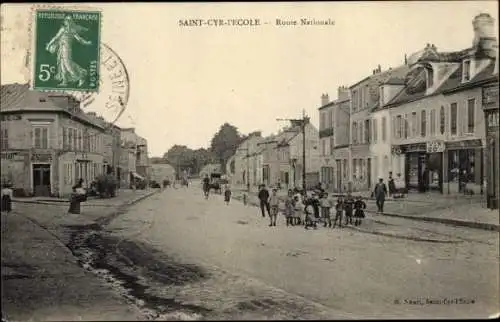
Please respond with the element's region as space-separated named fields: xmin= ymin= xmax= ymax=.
xmin=448 ymin=149 xmax=476 ymax=184
xmin=411 ymin=112 xmax=417 ymax=137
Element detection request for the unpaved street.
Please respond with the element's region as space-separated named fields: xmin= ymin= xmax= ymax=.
xmin=81 ymin=186 xmax=499 ymax=320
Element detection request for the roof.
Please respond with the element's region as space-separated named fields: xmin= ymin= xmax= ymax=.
xmin=1 ymin=83 xmax=106 ymax=130
xmin=443 ymin=62 xmax=498 ymax=94
xmin=383 ymin=77 xmax=406 ymax=85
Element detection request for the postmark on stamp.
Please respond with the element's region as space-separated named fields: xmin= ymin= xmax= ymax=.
xmin=32 ymin=9 xmax=101 ymax=92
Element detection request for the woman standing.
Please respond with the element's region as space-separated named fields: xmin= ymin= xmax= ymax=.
xmin=68 ymin=178 xmax=85 ymax=215
xmin=1 ymin=183 xmax=13 ymax=213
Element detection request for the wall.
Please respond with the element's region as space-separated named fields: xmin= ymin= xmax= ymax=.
xmin=370 ymin=108 xmax=393 ymax=182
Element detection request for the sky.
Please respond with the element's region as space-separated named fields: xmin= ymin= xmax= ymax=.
xmin=1 ymin=1 xmax=498 ymax=157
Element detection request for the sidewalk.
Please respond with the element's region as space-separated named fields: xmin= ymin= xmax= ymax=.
xmin=1 ymin=189 xmax=160 ymax=321
xmin=1 ymin=212 xmax=146 ymax=321
xmin=232 ymin=189 xmax=499 ymax=232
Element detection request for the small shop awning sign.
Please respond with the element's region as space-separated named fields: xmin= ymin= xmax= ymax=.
xmin=426 ymin=140 xmax=445 ymax=153
xmin=131 ymin=172 xmax=145 ymax=180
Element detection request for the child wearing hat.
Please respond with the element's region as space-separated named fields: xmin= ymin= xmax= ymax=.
xmin=353 ymin=195 xmax=367 ymax=226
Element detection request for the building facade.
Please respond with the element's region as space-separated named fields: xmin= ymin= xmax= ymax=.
xmin=482 ymin=80 xmax=499 ymax=208
xmin=318 ymin=87 xmax=351 ymax=192
xmin=233 ymin=132 xmax=264 ymax=188
xmin=349 ymin=64 xmax=409 ymax=192
xmin=377 ymin=13 xmax=497 ymax=195
xmin=1 ymin=84 xmax=109 ymax=197
xmin=150 ymin=163 xmax=176 ymax=183
xmin=119 ymin=127 xmax=150 ymax=187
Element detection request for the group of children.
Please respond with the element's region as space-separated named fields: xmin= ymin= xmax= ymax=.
xmin=281 ymin=189 xmax=367 ymax=230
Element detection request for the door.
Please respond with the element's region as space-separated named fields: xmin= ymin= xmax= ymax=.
xmin=33 ymin=164 xmax=51 ymax=197
xmin=336 ymin=160 xmax=342 ymax=192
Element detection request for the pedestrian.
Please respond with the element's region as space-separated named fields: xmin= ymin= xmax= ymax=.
xmin=320 ymin=192 xmax=333 ymax=228
xmin=258 ymin=184 xmax=270 ymax=218
xmin=373 ymin=178 xmax=388 ymax=213
xmin=344 ymin=193 xmax=354 ymax=225
xmin=353 ymin=196 xmax=367 ymax=226
xmin=333 ymin=196 xmax=344 ymax=228
xmin=1 ymin=182 xmax=13 ymax=213
xmin=311 ymin=192 xmax=321 ymax=221
xmin=388 ymin=172 xmax=396 ymax=197
xmin=224 ymin=185 xmax=232 ymax=205
xmin=303 ymin=197 xmax=318 ymax=230
xmin=202 ymin=174 xmax=210 ymax=199
xmin=269 ymin=188 xmax=280 ymax=226
xmin=68 ymin=178 xmax=86 ymax=215
xmin=292 ymin=190 xmax=303 ymax=225
xmin=283 ymin=189 xmax=295 ymax=226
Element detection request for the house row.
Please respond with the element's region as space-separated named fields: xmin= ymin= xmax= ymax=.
xmin=0 ymin=83 xmax=151 ymax=197
xmin=230 ymin=120 xmax=321 ymax=191
xmin=317 ymin=13 xmax=499 ymax=208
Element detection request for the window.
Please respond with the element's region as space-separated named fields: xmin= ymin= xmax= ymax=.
xmin=353 ymin=159 xmax=358 ymax=178
xmin=83 ymin=131 xmax=89 ymax=151
xmin=1 ymin=127 xmax=8 ymax=150
xmin=440 ymin=106 xmax=445 ymax=135
xmin=450 ymin=102 xmax=458 ymax=135
xmin=77 ymin=129 xmax=82 ymax=151
xmin=430 ymin=109 xmax=436 ymax=135
xmin=382 ymin=117 xmax=387 ymax=142
xmin=379 ymin=86 xmax=385 ymax=106
xmin=463 ymin=60 xmax=471 ymax=82
xmin=352 ymin=123 xmax=358 ymax=144
xmin=404 ymin=114 xmax=409 ymax=139
xmin=33 ymin=126 xmax=49 ymax=149
xmin=359 ymin=122 xmax=363 ymax=144
xmin=467 ymin=98 xmax=475 ymax=133
xmin=411 ymin=112 xmax=417 ymax=137
xmin=421 ymin=110 xmax=426 ymax=137
xmin=373 ymin=119 xmax=378 ymax=143
xmin=72 ymin=128 xmax=77 ymax=150
xmin=329 ymin=136 xmax=334 ymax=154
xmin=396 ymin=115 xmax=402 ymax=138
xmin=321 ymin=139 xmax=326 ymax=156
xmin=427 ymin=68 xmax=434 ymax=88
xmin=352 ymin=90 xmax=358 ymax=112
xmin=68 ymin=129 xmax=73 ymax=150
xmin=63 ymin=128 xmax=68 ymax=150
xmin=342 ymin=159 xmax=347 ymax=179
xmin=365 ymin=119 xmax=370 ymax=143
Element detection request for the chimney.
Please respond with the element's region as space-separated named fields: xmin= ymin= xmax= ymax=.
xmin=404 ymin=54 xmax=408 ymax=65
xmin=321 ymin=93 xmax=330 ymax=106
xmin=378 ymin=64 xmax=381 ymax=73
xmin=472 ymin=13 xmax=497 ymax=58
xmin=338 ymin=85 xmax=349 ymax=101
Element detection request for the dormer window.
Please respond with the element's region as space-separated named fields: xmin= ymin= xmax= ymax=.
xmin=463 ymin=60 xmax=471 ymax=82
xmin=426 ymin=67 xmax=434 ymax=88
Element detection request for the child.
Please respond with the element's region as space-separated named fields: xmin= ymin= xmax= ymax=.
xmin=304 ymin=198 xmax=318 ymax=230
xmin=353 ymin=196 xmax=367 ymax=226
xmin=284 ymin=189 xmax=295 ymax=226
xmin=320 ymin=192 xmax=333 ymax=228
xmin=344 ymin=194 xmax=354 ymax=226
xmin=333 ymin=196 xmax=344 ymax=228
xmin=224 ymin=185 xmax=232 ymax=205
xmin=1 ymin=183 xmax=13 ymax=213
xmin=268 ymin=188 xmax=280 ymax=226
xmin=293 ymin=192 xmax=303 ymax=226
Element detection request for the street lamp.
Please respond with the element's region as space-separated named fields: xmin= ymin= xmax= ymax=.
xmin=277 ymin=109 xmax=308 ymax=195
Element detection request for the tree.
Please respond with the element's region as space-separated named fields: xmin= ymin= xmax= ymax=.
xmin=163 ymin=145 xmax=216 ymax=177
xmin=209 ymin=123 xmax=243 ymax=174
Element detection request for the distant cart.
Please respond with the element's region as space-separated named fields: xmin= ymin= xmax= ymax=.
xmin=209 ymin=173 xmax=223 ymax=194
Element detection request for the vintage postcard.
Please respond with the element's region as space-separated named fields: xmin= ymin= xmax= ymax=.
xmin=1 ymin=1 xmax=499 ymax=321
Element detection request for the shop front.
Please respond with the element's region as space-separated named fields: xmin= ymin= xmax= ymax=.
xmin=445 ymin=139 xmax=484 ymax=195
xmin=402 ymin=142 xmax=443 ymax=193
xmin=483 ymin=82 xmax=499 ymax=209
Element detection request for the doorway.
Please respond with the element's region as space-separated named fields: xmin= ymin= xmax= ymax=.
xmin=366 ymin=158 xmax=372 ymax=189
xmin=32 ymin=164 xmax=51 ymax=196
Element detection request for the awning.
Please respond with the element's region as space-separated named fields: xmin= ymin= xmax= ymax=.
xmin=131 ymin=172 xmax=145 ymax=180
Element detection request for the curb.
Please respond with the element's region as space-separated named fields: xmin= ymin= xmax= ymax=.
xmin=233 ymin=194 xmax=499 ymax=232
xmin=372 ymin=211 xmax=500 ymax=232
xmin=342 ymin=225 xmax=461 ymax=244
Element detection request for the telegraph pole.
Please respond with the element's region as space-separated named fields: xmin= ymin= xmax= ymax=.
xmin=277 ymin=109 xmax=308 ymax=195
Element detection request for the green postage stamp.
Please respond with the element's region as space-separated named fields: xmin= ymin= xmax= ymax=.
xmin=32 ymin=10 xmax=101 ymax=92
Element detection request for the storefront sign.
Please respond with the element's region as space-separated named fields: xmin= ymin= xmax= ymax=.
xmin=31 ymin=153 xmax=52 ymax=163
xmin=483 ymin=84 xmax=499 ymax=108
xmin=446 ymin=139 xmax=482 ymax=150
xmin=0 ymin=114 xmax=22 ymax=121
xmin=403 ymin=143 xmax=426 ymax=153
xmin=391 ymin=146 xmax=402 ymax=155
xmin=487 ymin=110 xmax=499 ymax=129
xmin=1 ymin=152 xmax=25 ymax=161
xmin=426 ymin=140 xmax=445 ymax=153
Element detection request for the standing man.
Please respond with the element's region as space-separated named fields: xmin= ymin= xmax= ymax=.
xmin=374 ymin=178 xmax=388 ymax=213
xmin=388 ymin=172 xmax=396 ymax=197
xmin=258 ymin=184 xmax=270 ymax=218
xmin=202 ymin=174 xmax=210 ymax=199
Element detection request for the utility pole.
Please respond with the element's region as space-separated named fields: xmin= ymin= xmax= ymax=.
xmin=277 ymin=109 xmax=308 ymax=195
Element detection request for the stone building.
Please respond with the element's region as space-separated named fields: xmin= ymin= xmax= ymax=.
xmin=318 ymin=86 xmax=351 ymax=192
xmin=349 ymin=64 xmax=409 ymax=191
xmin=0 ymin=84 xmax=109 ymax=197
xmin=119 ymin=127 xmax=150 ymax=187
xmin=232 ymin=132 xmax=264 ymax=189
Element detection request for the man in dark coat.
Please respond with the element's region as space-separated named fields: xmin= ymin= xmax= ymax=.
xmin=258 ymin=184 xmax=270 ymax=218
xmin=374 ymin=178 xmax=388 ymax=213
